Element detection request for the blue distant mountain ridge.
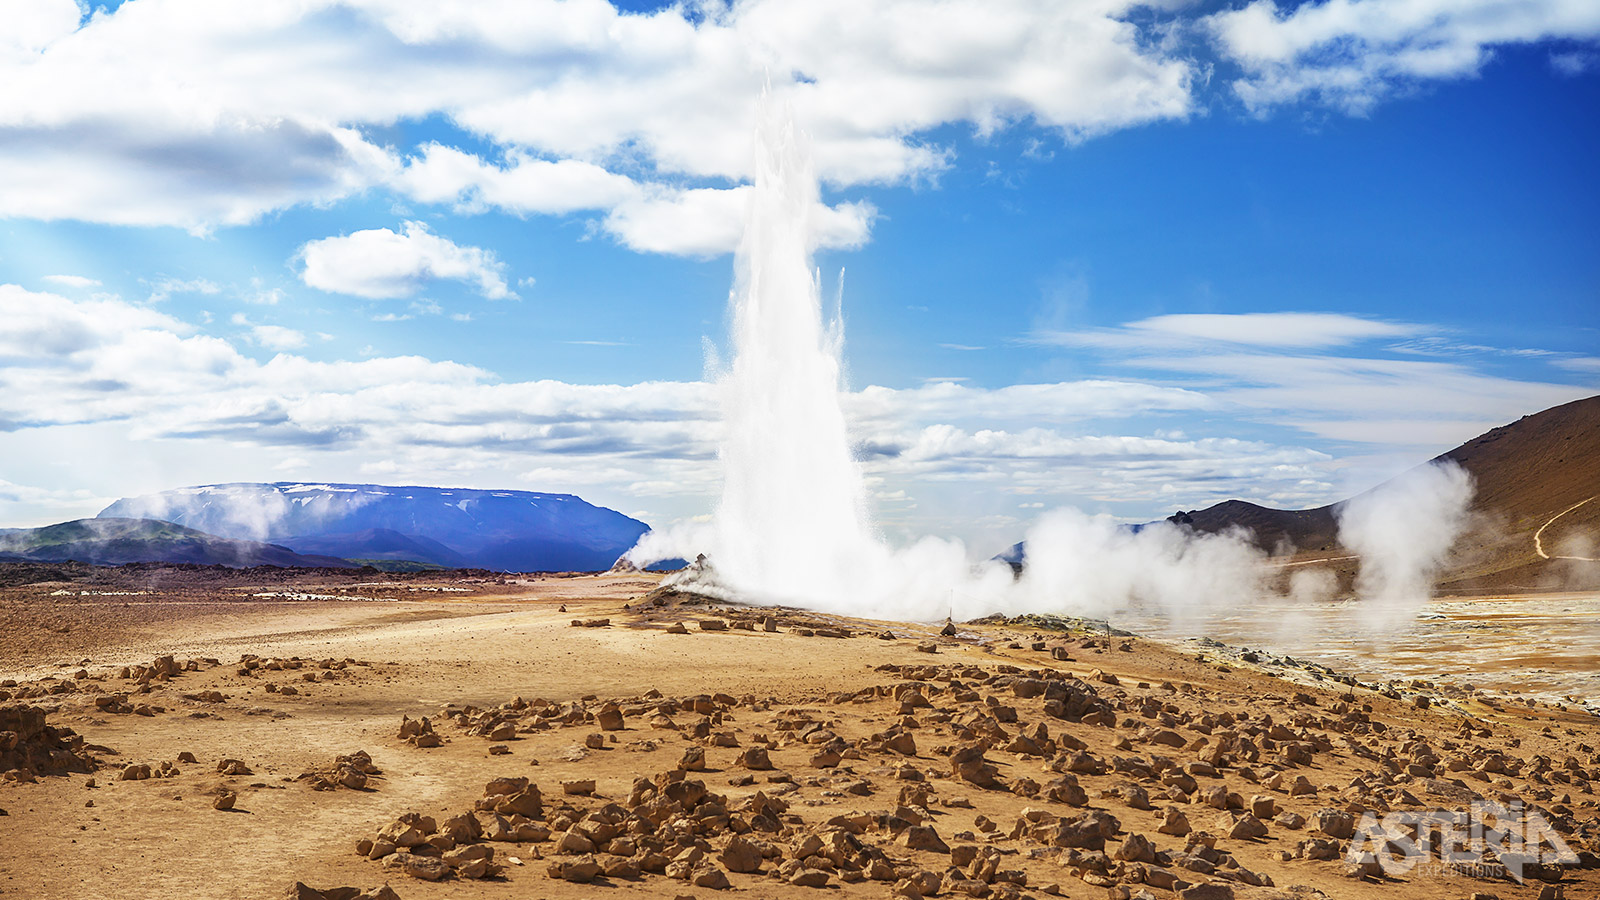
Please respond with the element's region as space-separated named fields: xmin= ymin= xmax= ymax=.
xmin=98 ymin=482 xmax=652 ymax=572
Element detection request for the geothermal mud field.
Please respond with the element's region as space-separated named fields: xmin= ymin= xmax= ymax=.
xmin=3 ymin=567 xmax=1599 ymax=900
xmin=1111 ymin=592 xmax=1600 ymax=714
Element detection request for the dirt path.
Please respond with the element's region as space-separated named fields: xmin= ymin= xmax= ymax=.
xmin=1267 ymin=554 xmax=1357 ymax=568
xmin=1534 ymin=495 xmax=1599 ymax=560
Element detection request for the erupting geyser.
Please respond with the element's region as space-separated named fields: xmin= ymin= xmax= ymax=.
xmin=712 ymin=103 xmax=879 ymax=602
xmin=627 ymin=97 xmax=1475 ymax=628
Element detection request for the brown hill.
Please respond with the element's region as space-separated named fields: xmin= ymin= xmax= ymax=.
xmin=1168 ymin=500 xmax=1338 ymax=555
xmin=1172 ymin=394 xmax=1600 ymax=594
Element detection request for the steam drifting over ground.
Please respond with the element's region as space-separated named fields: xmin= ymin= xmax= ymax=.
xmin=629 ymin=102 xmax=1477 ymax=630
xmin=1335 ymin=459 xmax=1476 ymax=631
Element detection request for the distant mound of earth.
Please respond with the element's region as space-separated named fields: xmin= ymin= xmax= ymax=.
xmin=99 ymin=482 xmax=652 ymax=573
xmin=1165 ymin=394 xmax=1600 ymax=593
xmin=996 ymin=395 xmax=1599 ymax=593
xmin=0 ymin=517 xmax=353 ymax=569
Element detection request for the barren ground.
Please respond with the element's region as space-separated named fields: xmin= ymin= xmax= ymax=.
xmin=2 ymin=570 xmax=1597 ymax=900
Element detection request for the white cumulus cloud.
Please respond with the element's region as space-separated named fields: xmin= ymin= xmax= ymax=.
xmin=0 ymin=0 xmax=1196 ymax=246
xmin=1206 ymin=0 xmax=1600 ymax=113
xmin=296 ymin=221 xmax=514 ymax=301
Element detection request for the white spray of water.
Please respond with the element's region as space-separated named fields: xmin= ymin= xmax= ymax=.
xmin=1335 ymin=459 xmax=1474 ymax=630
xmin=710 ymin=106 xmax=880 ymax=602
xmin=628 ymin=100 xmax=1470 ymax=629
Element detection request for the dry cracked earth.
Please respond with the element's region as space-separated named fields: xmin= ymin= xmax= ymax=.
xmin=1 ymin=570 xmax=1598 ymax=900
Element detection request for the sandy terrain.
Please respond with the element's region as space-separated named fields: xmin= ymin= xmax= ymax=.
xmin=2 ymin=570 xmax=1598 ymax=900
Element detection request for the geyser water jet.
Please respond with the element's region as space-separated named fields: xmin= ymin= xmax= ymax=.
xmin=629 ymin=100 xmax=1282 ymax=619
xmin=711 ymin=104 xmax=879 ymax=603
xmin=628 ymin=99 xmax=1473 ymax=630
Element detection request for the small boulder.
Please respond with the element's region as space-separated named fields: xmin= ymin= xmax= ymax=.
xmin=900 ymin=825 xmax=950 ymax=853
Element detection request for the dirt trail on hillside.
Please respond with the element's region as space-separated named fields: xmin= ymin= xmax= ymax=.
xmin=1535 ymin=495 xmax=1599 ymax=561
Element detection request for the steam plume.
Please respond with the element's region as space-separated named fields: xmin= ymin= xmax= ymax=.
xmin=627 ymin=98 xmax=1472 ymax=630
xmin=1336 ymin=459 xmax=1474 ymax=629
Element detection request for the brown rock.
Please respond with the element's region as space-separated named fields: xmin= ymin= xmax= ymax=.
xmin=1341 ymin=852 xmax=1382 ymax=880
xmin=1178 ymin=884 xmax=1235 ymax=900
xmin=213 ymin=790 xmax=237 ymax=810
xmin=386 ymin=851 xmax=448 ymax=881
xmin=549 ymin=855 xmax=603 ymax=882
xmin=596 ymin=703 xmax=625 ymax=731
xmin=900 ymin=825 xmax=950 ymax=853
xmin=1313 ymin=807 xmax=1355 ymax=839
xmin=789 ymin=868 xmax=829 ymax=887
xmin=379 ymin=813 xmax=437 ymax=848
xmin=556 ymin=830 xmax=596 ymax=854
xmin=949 ymin=742 xmax=1001 ymax=788
xmin=1248 ymin=795 xmax=1275 ymax=818
xmin=719 ymin=834 xmax=762 ymax=873
xmin=1115 ymin=832 xmax=1156 ymax=863
xmin=216 ymin=758 xmax=252 ymax=776
xmin=1225 ymin=813 xmax=1268 ymax=841
xmin=690 ymin=865 xmax=731 ymax=889
xmin=679 ymin=746 xmax=707 ymax=771
xmin=809 ymin=748 xmax=841 ymax=768
xmin=439 ymin=813 xmax=482 ymax=843
xmin=1036 ymin=809 xmax=1120 ymax=850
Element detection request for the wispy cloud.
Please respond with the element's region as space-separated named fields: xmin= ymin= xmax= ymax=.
xmin=147 ymin=277 xmax=221 ymax=304
xmin=231 ymin=313 xmax=306 ymax=351
xmin=0 ymin=284 xmax=1338 ymax=530
xmin=1034 ymin=311 xmax=1425 ymax=350
xmin=1033 ymin=311 xmax=1594 ymax=448
xmin=1204 ymin=0 xmax=1600 ymax=114
xmin=41 ymin=274 xmax=100 ymax=289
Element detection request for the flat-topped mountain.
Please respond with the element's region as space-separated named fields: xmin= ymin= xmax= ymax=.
xmin=99 ymin=482 xmax=651 ymax=573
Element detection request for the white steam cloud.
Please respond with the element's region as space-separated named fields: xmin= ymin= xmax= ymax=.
xmin=624 ymin=98 xmax=1277 ymax=624
xmin=1335 ymin=459 xmax=1475 ymax=630
xmin=627 ymin=100 xmax=1476 ymax=634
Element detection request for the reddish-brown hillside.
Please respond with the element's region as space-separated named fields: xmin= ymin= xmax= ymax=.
xmin=1175 ymin=395 xmax=1600 ymax=593
xmin=1435 ymin=394 xmax=1600 ymax=592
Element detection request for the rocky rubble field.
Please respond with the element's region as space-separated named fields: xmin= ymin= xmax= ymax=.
xmin=0 ymin=571 xmax=1596 ymax=900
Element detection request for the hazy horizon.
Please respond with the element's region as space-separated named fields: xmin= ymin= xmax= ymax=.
xmin=1 ymin=0 xmax=1596 ymax=550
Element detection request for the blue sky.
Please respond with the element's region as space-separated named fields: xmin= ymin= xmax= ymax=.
xmin=1 ymin=0 xmax=1596 ymax=552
